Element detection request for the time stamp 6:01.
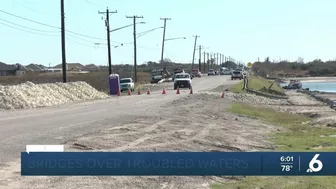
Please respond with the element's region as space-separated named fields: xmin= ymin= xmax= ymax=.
xmin=280 ymin=156 xmax=296 ymax=172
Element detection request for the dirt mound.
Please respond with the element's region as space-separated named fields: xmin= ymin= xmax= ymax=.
xmin=0 ymin=81 xmax=108 ymax=110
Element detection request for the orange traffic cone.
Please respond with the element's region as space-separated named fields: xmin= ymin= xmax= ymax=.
xmin=117 ymin=89 xmax=121 ymax=96
xmin=138 ymin=88 xmax=141 ymax=95
xmin=189 ymin=87 xmax=193 ymax=94
xmin=162 ymin=88 xmax=166 ymax=94
xmin=147 ymin=88 xmax=151 ymax=95
xmin=128 ymin=88 xmax=131 ymax=95
xmin=221 ymin=92 xmax=225 ymax=98
xmin=176 ymin=87 xmax=180 ymax=94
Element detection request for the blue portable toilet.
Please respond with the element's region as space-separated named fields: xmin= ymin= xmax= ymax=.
xmin=109 ymin=74 xmax=120 ymax=95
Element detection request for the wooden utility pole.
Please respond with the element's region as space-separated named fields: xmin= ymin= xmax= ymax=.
xmin=207 ymin=53 xmax=209 ymax=71
xmin=99 ymin=8 xmax=117 ymax=75
xmin=191 ymin=35 xmax=199 ymax=69
xmin=160 ymin=18 xmax=171 ymax=69
xmin=126 ymin=15 xmax=143 ymax=83
xmin=210 ymin=53 xmax=213 ymax=68
xmin=203 ymin=51 xmax=206 ymax=73
xmin=198 ymin=45 xmax=201 ymax=71
xmin=60 ymin=0 xmax=67 ymax=82
xmin=219 ymin=53 xmax=222 ymax=66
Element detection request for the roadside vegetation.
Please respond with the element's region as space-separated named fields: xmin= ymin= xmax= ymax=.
xmin=252 ymin=58 xmax=336 ymax=78
xmin=231 ymin=76 xmax=285 ymax=96
xmin=211 ymin=103 xmax=336 ymax=189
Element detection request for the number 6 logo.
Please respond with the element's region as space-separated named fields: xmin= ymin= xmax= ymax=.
xmin=308 ymin=154 xmax=323 ymax=172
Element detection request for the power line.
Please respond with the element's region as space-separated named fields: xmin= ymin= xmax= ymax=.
xmin=0 ymin=17 xmax=121 ymax=46
xmin=0 ymin=22 xmax=59 ymax=36
xmin=85 ymin=0 xmax=101 ymax=8
xmin=0 ymin=17 xmax=59 ymax=33
xmin=0 ymin=9 xmax=106 ymax=41
xmin=0 ymin=9 xmax=59 ymax=29
xmin=11 ymin=0 xmax=44 ymax=15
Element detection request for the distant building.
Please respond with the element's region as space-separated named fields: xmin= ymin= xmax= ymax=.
xmin=84 ymin=64 xmax=100 ymax=71
xmin=0 ymin=62 xmax=17 ymax=76
xmin=15 ymin=64 xmax=30 ymax=75
xmin=26 ymin=64 xmax=45 ymax=72
xmin=0 ymin=62 xmax=29 ymax=76
xmin=53 ymin=63 xmax=85 ymax=72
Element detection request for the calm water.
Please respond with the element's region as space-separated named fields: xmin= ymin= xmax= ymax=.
xmin=281 ymin=82 xmax=336 ymax=92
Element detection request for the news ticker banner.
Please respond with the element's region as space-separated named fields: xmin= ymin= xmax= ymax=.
xmin=21 ymin=152 xmax=336 ymax=176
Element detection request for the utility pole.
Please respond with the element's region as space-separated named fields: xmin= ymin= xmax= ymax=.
xmin=207 ymin=53 xmax=209 ymax=71
xmin=198 ymin=45 xmax=201 ymax=71
xmin=203 ymin=51 xmax=206 ymax=73
xmin=217 ymin=53 xmax=219 ymax=66
xmin=126 ymin=15 xmax=143 ymax=83
xmin=160 ymin=18 xmax=171 ymax=69
xmin=99 ymin=8 xmax=117 ymax=75
xmin=60 ymin=0 xmax=66 ymax=82
xmin=210 ymin=53 xmax=213 ymax=68
xmin=219 ymin=53 xmax=222 ymax=67
xmin=191 ymin=35 xmax=199 ymax=69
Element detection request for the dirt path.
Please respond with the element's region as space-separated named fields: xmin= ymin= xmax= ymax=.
xmin=0 ymin=93 xmax=276 ymax=189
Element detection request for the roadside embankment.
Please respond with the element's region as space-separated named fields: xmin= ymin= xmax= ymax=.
xmin=298 ymin=89 xmax=336 ymax=110
xmin=231 ymin=76 xmax=285 ymax=97
xmin=212 ymin=85 xmax=336 ymax=189
xmin=0 ymin=81 xmax=108 ymax=110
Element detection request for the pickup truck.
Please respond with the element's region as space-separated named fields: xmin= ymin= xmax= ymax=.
xmin=174 ymin=73 xmax=192 ymax=89
xmin=120 ymin=78 xmax=135 ymax=92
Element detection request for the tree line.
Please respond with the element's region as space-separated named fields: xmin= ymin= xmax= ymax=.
xmin=251 ymin=57 xmax=336 ymax=77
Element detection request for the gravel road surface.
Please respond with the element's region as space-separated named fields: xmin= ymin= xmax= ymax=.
xmin=0 ymin=75 xmax=248 ymax=189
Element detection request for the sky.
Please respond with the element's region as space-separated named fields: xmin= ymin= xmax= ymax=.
xmin=0 ymin=0 xmax=336 ymax=67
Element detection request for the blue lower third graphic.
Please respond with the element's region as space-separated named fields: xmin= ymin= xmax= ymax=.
xmin=21 ymin=152 xmax=336 ymax=176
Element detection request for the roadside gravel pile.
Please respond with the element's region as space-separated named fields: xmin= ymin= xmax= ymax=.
xmin=200 ymin=91 xmax=290 ymax=105
xmin=0 ymin=81 xmax=108 ymax=110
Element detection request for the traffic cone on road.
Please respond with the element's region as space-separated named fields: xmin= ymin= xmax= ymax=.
xmin=221 ymin=92 xmax=225 ymax=98
xmin=162 ymin=88 xmax=166 ymax=94
xmin=127 ymin=88 xmax=131 ymax=95
xmin=176 ymin=87 xmax=180 ymax=94
xmin=138 ymin=88 xmax=141 ymax=95
xmin=147 ymin=88 xmax=151 ymax=95
xmin=189 ymin=87 xmax=193 ymax=94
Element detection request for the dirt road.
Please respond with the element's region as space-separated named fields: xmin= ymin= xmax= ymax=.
xmin=1 ymin=75 xmax=256 ymax=189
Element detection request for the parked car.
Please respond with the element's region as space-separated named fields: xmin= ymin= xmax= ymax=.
xmin=220 ymin=68 xmax=232 ymax=75
xmin=231 ymin=69 xmax=244 ymax=80
xmin=120 ymin=78 xmax=135 ymax=92
xmin=208 ymin=69 xmax=215 ymax=76
xmin=191 ymin=69 xmax=202 ymax=77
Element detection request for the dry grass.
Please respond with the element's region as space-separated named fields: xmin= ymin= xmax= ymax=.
xmin=0 ymin=71 xmax=150 ymax=92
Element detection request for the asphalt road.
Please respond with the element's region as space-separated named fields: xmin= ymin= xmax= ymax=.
xmin=0 ymin=75 xmax=236 ymax=166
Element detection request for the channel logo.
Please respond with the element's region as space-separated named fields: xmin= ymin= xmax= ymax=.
xmin=306 ymin=154 xmax=323 ymax=173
